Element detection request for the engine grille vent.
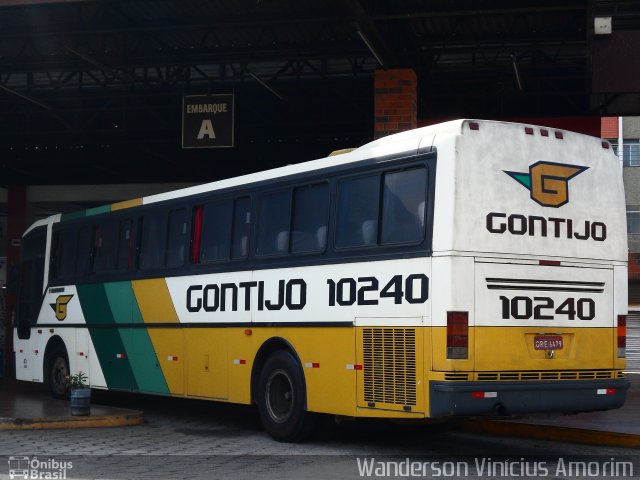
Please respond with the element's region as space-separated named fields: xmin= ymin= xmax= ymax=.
xmin=444 ymin=373 xmax=470 ymax=381
xmin=476 ymin=370 xmax=621 ymax=381
xmin=363 ymin=328 xmax=417 ymax=406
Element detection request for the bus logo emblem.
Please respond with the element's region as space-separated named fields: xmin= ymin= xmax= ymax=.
xmin=50 ymin=295 xmax=74 ymax=321
xmin=504 ymin=161 xmax=588 ymax=208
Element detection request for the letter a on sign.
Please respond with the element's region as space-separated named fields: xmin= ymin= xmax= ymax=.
xmin=197 ymin=119 xmax=216 ymax=140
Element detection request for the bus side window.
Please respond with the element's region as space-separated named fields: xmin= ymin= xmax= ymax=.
xmin=116 ymin=219 xmax=134 ymax=272
xmin=291 ymin=183 xmax=329 ymax=253
xmin=335 ymin=175 xmax=380 ymax=248
xmin=380 ymin=167 xmax=427 ymax=245
xmin=200 ymin=201 xmax=232 ymax=263
xmin=49 ymin=231 xmax=60 ymax=280
xmin=256 ymin=191 xmax=291 ymax=256
xmin=231 ymin=197 xmax=251 ymax=259
xmin=75 ymin=225 xmax=91 ymax=276
xmin=139 ymin=211 xmax=168 ymax=270
xmin=93 ymin=221 xmax=117 ymax=274
xmin=166 ymin=208 xmax=188 ymax=267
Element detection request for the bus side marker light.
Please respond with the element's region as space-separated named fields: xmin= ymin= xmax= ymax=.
xmin=34 ymin=350 xmax=38 ymax=355
xmin=116 ymin=353 xmax=126 ymax=359
xmin=346 ymin=364 xmax=363 ymax=370
xmin=602 ymin=141 xmax=610 ymax=149
xmin=540 ymin=129 xmax=549 ymax=137
xmin=244 ymin=329 xmax=252 ymax=336
xmin=525 ymin=127 xmax=534 ymax=135
xmin=555 ymin=131 xmax=564 ymax=139
xmin=233 ymin=359 xmax=247 ymax=365
xmin=78 ymin=352 xmax=84 ymax=357
xmin=468 ymin=122 xmax=479 ymax=130
xmin=167 ymin=356 xmax=178 ymax=362
xmin=539 ymin=260 xmax=561 ymax=266
xmin=305 ymin=362 xmax=320 ymax=369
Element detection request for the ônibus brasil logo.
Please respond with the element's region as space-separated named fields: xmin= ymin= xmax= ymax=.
xmin=504 ymin=161 xmax=588 ymax=208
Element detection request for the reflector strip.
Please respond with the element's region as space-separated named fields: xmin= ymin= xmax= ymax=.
xmin=597 ymin=389 xmax=617 ymax=395
xmin=233 ymin=359 xmax=246 ymax=365
xmin=472 ymin=391 xmax=497 ymax=399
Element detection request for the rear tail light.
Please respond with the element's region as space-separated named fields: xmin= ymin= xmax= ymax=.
xmin=447 ymin=311 xmax=468 ymax=359
xmin=617 ymin=315 xmax=626 ymax=358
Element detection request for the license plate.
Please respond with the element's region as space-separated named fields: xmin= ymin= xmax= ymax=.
xmin=534 ymin=335 xmax=563 ymax=350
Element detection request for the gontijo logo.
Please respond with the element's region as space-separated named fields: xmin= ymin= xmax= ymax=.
xmin=49 ymin=294 xmax=73 ymax=321
xmin=504 ymin=161 xmax=588 ymax=208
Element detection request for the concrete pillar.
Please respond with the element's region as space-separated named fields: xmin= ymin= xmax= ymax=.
xmin=374 ymin=69 xmax=417 ymax=139
xmin=4 ymin=186 xmax=27 ymax=378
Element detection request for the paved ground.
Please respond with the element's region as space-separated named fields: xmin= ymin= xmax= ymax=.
xmin=1 ymin=384 xmax=639 ymax=479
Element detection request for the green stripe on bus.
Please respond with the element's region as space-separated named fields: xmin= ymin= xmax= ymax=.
xmin=84 ymin=205 xmax=112 ymax=217
xmin=77 ymin=283 xmax=138 ymax=391
xmin=60 ymin=211 xmax=86 ymax=221
xmin=103 ymin=282 xmax=169 ymax=394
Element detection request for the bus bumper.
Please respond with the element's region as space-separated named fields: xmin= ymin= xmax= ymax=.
xmin=429 ymin=379 xmax=630 ymax=417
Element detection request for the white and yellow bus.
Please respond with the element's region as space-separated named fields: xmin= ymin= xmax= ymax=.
xmin=14 ymin=119 xmax=629 ymax=441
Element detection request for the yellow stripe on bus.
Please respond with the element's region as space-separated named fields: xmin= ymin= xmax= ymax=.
xmin=111 ymin=198 xmax=143 ymax=211
xmin=132 ymin=279 xmax=184 ymax=395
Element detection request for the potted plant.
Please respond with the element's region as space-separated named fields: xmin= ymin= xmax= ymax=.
xmin=65 ymin=371 xmax=91 ymax=416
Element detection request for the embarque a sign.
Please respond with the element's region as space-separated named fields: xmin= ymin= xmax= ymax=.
xmin=182 ymin=94 xmax=234 ymax=148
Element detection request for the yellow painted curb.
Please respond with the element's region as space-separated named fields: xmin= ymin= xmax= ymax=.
xmin=460 ymin=419 xmax=640 ymax=448
xmin=0 ymin=411 xmax=144 ymax=430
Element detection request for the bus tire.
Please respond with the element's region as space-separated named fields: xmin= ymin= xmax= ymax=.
xmin=257 ymin=350 xmax=316 ymax=442
xmin=47 ymin=347 xmax=70 ymax=399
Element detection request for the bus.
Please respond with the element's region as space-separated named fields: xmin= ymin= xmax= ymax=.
xmin=13 ymin=119 xmax=629 ymax=441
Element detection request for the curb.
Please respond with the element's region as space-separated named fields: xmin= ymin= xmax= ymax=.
xmin=460 ymin=419 xmax=640 ymax=448
xmin=0 ymin=410 xmax=144 ymax=430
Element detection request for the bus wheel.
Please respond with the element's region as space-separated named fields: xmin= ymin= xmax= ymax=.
xmin=257 ymin=350 xmax=316 ymax=442
xmin=47 ymin=348 xmax=70 ymax=399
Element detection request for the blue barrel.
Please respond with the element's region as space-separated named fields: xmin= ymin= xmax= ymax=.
xmin=69 ymin=388 xmax=91 ymax=416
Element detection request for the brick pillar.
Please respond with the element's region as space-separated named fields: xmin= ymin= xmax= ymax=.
xmin=4 ymin=186 xmax=27 ymax=378
xmin=601 ymin=116 xmax=619 ymax=139
xmin=374 ymin=69 xmax=417 ymax=140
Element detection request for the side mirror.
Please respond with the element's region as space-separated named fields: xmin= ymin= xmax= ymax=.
xmin=17 ymin=319 xmax=31 ymax=340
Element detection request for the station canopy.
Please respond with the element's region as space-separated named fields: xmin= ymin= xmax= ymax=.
xmin=0 ymin=0 xmax=638 ymax=186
